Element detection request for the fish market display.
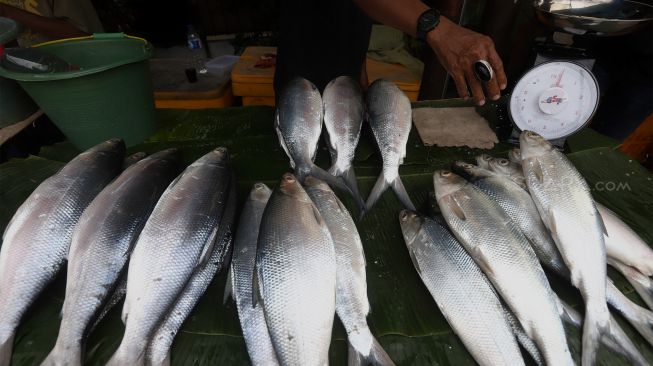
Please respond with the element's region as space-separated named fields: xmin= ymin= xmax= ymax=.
xmin=107 ymin=147 xmax=234 ymax=366
xmin=147 ymin=180 xmax=236 ymax=366
xmin=323 ymin=76 xmax=366 ymax=213
xmin=42 ymin=148 xmax=181 ymax=366
xmin=433 ymin=170 xmax=573 ymax=366
xmin=224 ymin=183 xmax=278 ymax=366
xmin=598 ymin=203 xmax=653 ymax=277
xmin=275 ymin=77 xmax=349 ymax=194
xmin=399 ymin=211 xmax=525 ymax=366
xmin=365 ymin=79 xmax=416 ymax=212
xmin=255 ymin=173 xmax=336 ymax=365
xmin=0 ymin=139 xmax=125 ymax=365
xmin=304 ymin=177 xmax=393 ymax=365
xmin=520 ymin=130 xmax=610 ymax=366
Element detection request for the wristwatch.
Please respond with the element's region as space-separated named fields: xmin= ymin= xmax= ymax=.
xmin=416 ymin=8 xmax=441 ymax=41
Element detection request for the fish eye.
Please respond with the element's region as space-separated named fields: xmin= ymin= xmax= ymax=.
xmin=254 ymin=183 xmax=266 ymax=190
xmin=283 ymin=174 xmax=295 ymax=182
xmin=499 ymin=159 xmax=509 ymax=165
xmin=441 ymin=170 xmax=452 ymax=177
xmin=482 ymin=155 xmax=491 ymax=161
xmin=400 ymin=211 xmax=408 ymax=221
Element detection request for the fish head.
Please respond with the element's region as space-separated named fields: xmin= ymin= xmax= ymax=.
xmin=250 ymin=182 xmax=272 ymax=203
xmin=489 ymin=158 xmax=517 ymax=176
xmin=508 ymin=148 xmax=522 ymax=164
xmin=475 ymin=154 xmax=494 ymax=169
xmin=519 ymin=131 xmax=553 ymax=160
xmin=433 ymin=170 xmax=467 ymax=201
xmin=451 ymin=161 xmax=493 ymax=182
xmin=84 ymin=138 xmax=126 ymax=157
xmin=193 ymin=147 xmax=230 ymax=167
xmin=399 ymin=209 xmax=423 ymax=246
xmin=148 ymin=148 xmax=181 ymax=165
xmin=278 ymin=173 xmax=312 ymax=203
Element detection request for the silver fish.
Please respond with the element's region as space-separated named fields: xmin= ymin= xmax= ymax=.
xmin=224 ymin=183 xmax=278 ymax=366
xmin=598 ymin=203 xmax=653 ymax=277
xmin=0 ymin=139 xmax=125 ymax=365
xmin=41 ymin=148 xmax=180 ymax=366
xmin=520 ymin=130 xmax=610 ymax=366
xmin=323 ymin=76 xmax=366 ymax=214
xmin=608 ymin=259 xmax=653 ymax=310
xmin=488 ymin=149 xmax=653 ymax=345
xmin=255 ymin=173 xmax=336 ymax=366
xmin=305 ymin=177 xmax=394 ymax=366
xmin=433 ymin=170 xmax=573 ymax=366
xmin=508 ymin=148 xmax=522 ymax=165
xmin=123 ymin=151 xmax=148 ymax=169
xmin=107 ymin=147 xmax=234 ymax=366
xmin=275 ymin=77 xmax=350 ymax=193
xmin=488 ymin=157 xmax=527 ymax=189
xmin=147 ymin=179 xmax=236 ymax=366
xmin=399 ymin=210 xmax=526 ymax=366
xmin=475 ymin=154 xmax=493 ymax=170
xmin=364 ymin=79 xmax=415 ymax=213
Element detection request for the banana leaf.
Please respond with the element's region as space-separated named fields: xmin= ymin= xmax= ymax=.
xmin=1 ymin=103 xmax=651 ymax=365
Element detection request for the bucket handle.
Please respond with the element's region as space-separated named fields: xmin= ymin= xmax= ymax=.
xmin=34 ymin=33 xmax=150 ymax=47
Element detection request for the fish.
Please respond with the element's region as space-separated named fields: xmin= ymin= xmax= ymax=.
xmin=508 ymin=148 xmax=522 ymax=165
xmin=323 ymin=76 xmax=366 ymax=214
xmin=486 ymin=148 xmax=653 ymax=345
xmin=41 ymin=148 xmax=181 ymax=366
xmin=608 ymin=258 xmax=653 ymax=310
xmin=520 ymin=130 xmax=610 ymax=366
xmin=0 ymin=139 xmax=125 ymax=366
xmin=475 ymin=153 xmax=493 ymax=170
xmin=364 ymin=79 xmax=416 ymax=213
xmin=433 ymin=169 xmax=573 ymax=366
xmin=106 ymin=147 xmax=235 ymax=366
xmin=487 ymin=157 xmax=527 ymax=189
xmin=123 ymin=151 xmax=148 ymax=169
xmin=223 ymin=183 xmax=278 ymax=366
xmin=597 ymin=203 xmax=653 ymax=277
xmin=275 ymin=77 xmax=351 ymax=193
xmin=399 ymin=210 xmax=525 ymax=366
xmin=559 ymin=298 xmax=649 ymax=366
xmin=255 ymin=173 xmax=336 ymax=366
xmin=304 ymin=177 xmax=394 ymax=366
xmin=451 ymin=161 xmax=568 ymax=277
xmin=147 ymin=179 xmax=237 ymax=366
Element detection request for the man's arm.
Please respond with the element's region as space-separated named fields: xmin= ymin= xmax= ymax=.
xmin=0 ymin=4 xmax=88 ymax=41
xmin=353 ymin=0 xmax=507 ymax=106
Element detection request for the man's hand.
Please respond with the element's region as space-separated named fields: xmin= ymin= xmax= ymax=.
xmin=427 ymin=17 xmax=507 ymax=106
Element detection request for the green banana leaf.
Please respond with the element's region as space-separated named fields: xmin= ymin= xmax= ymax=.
xmin=1 ymin=103 xmax=651 ymax=365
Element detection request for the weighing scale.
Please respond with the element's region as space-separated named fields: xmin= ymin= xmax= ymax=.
xmin=504 ymin=0 xmax=653 ymax=148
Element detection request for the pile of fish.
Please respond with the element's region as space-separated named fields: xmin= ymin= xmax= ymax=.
xmin=275 ymin=76 xmax=415 ymax=217
xmin=401 ymin=130 xmax=653 ymax=366
xmin=0 ymin=140 xmax=237 ymax=366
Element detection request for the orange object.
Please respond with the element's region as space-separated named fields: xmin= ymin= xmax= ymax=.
xmin=231 ymin=46 xmax=421 ymax=106
xmin=620 ymin=113 xmax=653 ymax=166
xmin=154 ymin=83 xmax=235 ymax=109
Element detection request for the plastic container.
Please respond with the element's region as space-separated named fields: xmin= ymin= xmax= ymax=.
xmin=0 ymin=33 xmax=156 ymax=149
xmin=205 ymin=55 xmax=239 ymax=81
xmin=0 ymin=17 xmax=39 ymax=128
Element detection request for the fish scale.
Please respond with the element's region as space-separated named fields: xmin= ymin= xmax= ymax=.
xmin=106 ymin=147 xmax=234 ymax=366
xmin=433 ymin=170 xmax=573 ymax=366
xmin=0 ymin=139 xmax=125 ymax=366
xmin=399 ymin=211 xmax=525 ymax=366
xmin=255 ymin=174 xmax=336 ymax=366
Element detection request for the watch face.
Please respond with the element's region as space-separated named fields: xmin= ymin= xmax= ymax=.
xmin=420 ymin=13 xmax=436 ymax=26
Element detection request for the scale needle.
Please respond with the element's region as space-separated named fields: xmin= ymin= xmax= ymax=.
xmin=555 ymin=69 xmax=565 ymax=87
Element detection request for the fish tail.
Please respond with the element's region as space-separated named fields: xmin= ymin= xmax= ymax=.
xmin=581 ymin=301 xmax=611 ymax=366
xmin=347 ymin=329 xmax=395 ymax=366
xmin=390 ymin=176 xmax=416 ymax=211
xmin=604 ymin=315 xmax=650 ymax=366
xmin=308 ymin=164 xmax=354 ymax=196
xmin=364 ymin=175 xmax=389 ymax=217
xmin=607 ymin=281 xmax=653 ymax=346
xmin=611 ymin=260 xmax=653 ymax=309
xmin=341 ymin=166 xmax=366 ymax=216
xmin=0 ymin=331 xmax=15 ymax=366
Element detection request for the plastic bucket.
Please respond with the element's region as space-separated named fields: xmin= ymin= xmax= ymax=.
xmin=0 ymin=17 xmax=39 ymax=129
xmin=0 ymin=33 xmax=156 ymax=149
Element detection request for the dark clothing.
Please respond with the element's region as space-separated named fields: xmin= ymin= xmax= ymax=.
xmin=273 ymin=0 xmax=373 ymax=95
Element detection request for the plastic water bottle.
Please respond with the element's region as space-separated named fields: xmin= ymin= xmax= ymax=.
xmin=187 ymin=25 xmax=207 ymax=74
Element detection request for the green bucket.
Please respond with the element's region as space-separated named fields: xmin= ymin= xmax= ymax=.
xmin=0 ymin=33 xmax=156 ymax=149
xmin=0 ymin=17 xmax=39 ymax=129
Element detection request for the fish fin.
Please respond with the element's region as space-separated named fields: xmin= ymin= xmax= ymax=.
xmin=610 ymin=259 xmax=653 ymax=310
xmin=447 ymin=196 xmax=466 ymax=221
xmin=348 ymin=334 xmax=396 ymax=366
xmin=223 ymin=265 xmax=234 ymax=305
xmin=471 ymin=246 xmax=494 ymax=277
xmin=582 ymin=302 xmax=611 ymax=366
xmin=607 ymin=281 xmax=653 ymax=346
xmin=197 ymin=226 xmax=219 ymax=268
xmin=547 ymin=208 xmax=558 ymax=238
xmin=342 ymin=166 xmax=366 ymax=216
xmin=364 ymin=174 xmax=389 ymax=215
xmin=390 ymin=176 xmax=416 ymax=211
xmin=347 ymin=342 xmax=364 ymax=366
xmin=559 ymin=299 xmax=582 ymax=328
xmin=309 ymin=164 xmax=354 ymax=197
xmin=274 ymin=111 xmax=295 ymax=169
xmin=532 ymin=159 xmax=544 ymax=184
xmin=252 ymin=267 xmax=262 ymax=309
xmin=407 ymin=248 xmax=422 ymax=277
xmin=605 ymin=313 xmax=650 ymax=366
xmin=597 ymin=209 xmax=608 ymax=237
xmin=0 ymin=332 xmax=15 ymax=366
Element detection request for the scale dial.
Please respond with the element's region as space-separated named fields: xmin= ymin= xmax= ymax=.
xmin=509 ymin=61 xmax=599 ymax=140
